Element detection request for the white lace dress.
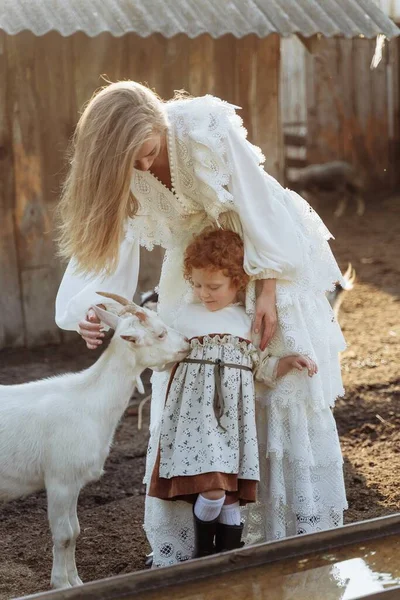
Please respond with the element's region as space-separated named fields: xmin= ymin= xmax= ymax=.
xmin=55 ymin=95 xmax=348 ymax=567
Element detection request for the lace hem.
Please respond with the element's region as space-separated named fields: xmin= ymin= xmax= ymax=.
xmin=144 ymin=364 xmax=347 ymax=568
xmin=144 ymin=465 xmax=347 ymax=567
xmin=250 ymin=269 xmax=280 ymax=281
xmin=255 ymin=402 xmax=346 ymax=465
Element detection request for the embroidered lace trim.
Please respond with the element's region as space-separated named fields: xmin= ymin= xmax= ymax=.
xmin=189 ymin=334 xmax=258 ymax=359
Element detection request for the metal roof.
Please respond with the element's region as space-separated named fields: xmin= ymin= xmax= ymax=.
xmin=0 ymin=0 xmax=399 ymax=39
xmin=379 ymin=0 xmax=400 ymax=21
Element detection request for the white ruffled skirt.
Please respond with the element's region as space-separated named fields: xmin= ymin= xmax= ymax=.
xmin=143 ymin=289 xmax=348 ymax=567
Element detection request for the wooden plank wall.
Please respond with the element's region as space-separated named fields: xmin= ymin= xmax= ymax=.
xmin=0 ymin=32 xmax=25 ymax=349
xmin=305 ymin=36 xmax=399 ymax=191
xmin=387 ymin=36 xmax=400 ymax=189
xmin=280 ymin=36 xmax=307 ymax=125
xmin=0 ymin=32 xmax=281 ymax=349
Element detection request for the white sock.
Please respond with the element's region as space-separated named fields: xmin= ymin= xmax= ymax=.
xmin=194 ymin=494 xmax=225 ymax=522
xmin=219 ymin=501 xmax=241 ymax=526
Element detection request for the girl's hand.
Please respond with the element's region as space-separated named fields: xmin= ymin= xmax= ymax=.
xmin=277 ymin=355 xmax=318 ymax=378
xmin=254 ymin=293 xmax=278 ymax=351
xmin=292 ymin=356 xmax=318 ymax=377
xmin=78 ymin=307 xmax=105 ymax=350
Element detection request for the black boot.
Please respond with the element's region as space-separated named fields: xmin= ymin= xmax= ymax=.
xmin=215 ymin=522 xmax=244 ymax=553
xmin=193 ymin=513 xmax=218 ymax=558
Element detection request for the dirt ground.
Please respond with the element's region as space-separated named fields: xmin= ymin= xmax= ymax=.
xmin=0 ymin=194 xmax=399 ymax=599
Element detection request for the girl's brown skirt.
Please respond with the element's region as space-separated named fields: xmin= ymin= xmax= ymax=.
xmin=149 ymin=446 xmax=257 ymax=503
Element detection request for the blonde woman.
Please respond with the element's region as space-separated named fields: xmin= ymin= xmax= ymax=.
xmin=56 ymin=81 xmax=347 ymax=567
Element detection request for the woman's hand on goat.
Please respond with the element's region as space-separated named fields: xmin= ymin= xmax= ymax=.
xmin=78 ymin=307 xmax=105 ymax=349
xmin=253 ymin=279 xmax=277 ymax=351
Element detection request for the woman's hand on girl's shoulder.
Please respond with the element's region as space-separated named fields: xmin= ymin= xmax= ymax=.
xmin=253 ymin=294 xmax=278 ymax=351
xmin=78 ymin=307 xmax=105 ymax=350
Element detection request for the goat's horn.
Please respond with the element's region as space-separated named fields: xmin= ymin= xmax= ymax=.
xmin=119 ymin=306 xmax=147 ymax=322
xmin=96 ymin=291 xmax=131 ymax=306
xmin=96 ymin=292 xmax=145 ymax=320
xmin=343 ymin=263 xmax=352 ymax=280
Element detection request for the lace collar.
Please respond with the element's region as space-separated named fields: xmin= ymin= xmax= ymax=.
xmin=132 ymin=103 xmax=201 ymax=216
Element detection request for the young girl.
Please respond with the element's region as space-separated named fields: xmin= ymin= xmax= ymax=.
xmin=148 ymin=229 xmax=317 ymax=557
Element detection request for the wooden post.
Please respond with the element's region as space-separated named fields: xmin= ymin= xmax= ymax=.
xmin=234 ymin=34 xmax=283 ymax=182
xmin=9 ymin=32 xmax=62 ymax=347
xmin=214 ymin=35 xmax=236 ymax=104
xmin=255 ymin=34 xmax=283 ymax=182
xmin=234 ymin=35 xmax=258 ymax=142
xmin=388 ymin=37 xmax=400 ymax=188
xmin=188 ymin=34 xmax=215 ymax=96
xmin=0 ymin=32 xmax=25 ymax=348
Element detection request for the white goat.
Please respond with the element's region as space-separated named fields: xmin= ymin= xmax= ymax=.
xmin=0 ymin=292 xmax=189 ymax=589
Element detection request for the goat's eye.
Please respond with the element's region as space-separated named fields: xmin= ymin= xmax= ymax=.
xmin=158 ymin=332 xmax=166 ymax=340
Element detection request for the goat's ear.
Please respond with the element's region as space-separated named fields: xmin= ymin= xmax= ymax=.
xmin=91 ymin=305 xmax=120 ymax=331
xmin=120 ymin=334 xmax=142 ymax=345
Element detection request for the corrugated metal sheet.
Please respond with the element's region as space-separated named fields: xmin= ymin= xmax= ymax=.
xmin=379 ymin=0 xmax=400 ymax=21
xmin=0 ymin=0 xmax=399 ymax=39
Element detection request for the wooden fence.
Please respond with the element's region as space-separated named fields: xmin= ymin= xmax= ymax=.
xmin=0 ymin=31 xmax=282 ymax=349
xmin=283 ymin=123 xmax=307 ymax=186
xmin=305 ymin=36 xmax=400 ymax=191
xmin=281 ymin=35 xmax=400 ymax=192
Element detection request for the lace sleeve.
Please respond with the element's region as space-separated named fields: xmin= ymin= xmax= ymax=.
xmin=185 ymin=95 xmax=344 ymax=294
xmin=254 ymin=353 xmax=279 ymax=388
xmin=223 ymin=124 xmax=304 ymax=282
xmin=186 ymin=96 xmax=302 ymax=282
xmin=55 ymin=236 xmax=140 ymax=331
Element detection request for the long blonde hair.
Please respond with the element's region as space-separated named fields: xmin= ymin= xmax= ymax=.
xmin=57 ymin=81 xmax=167 ymax=275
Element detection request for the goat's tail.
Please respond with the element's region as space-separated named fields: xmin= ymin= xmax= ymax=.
xmin=342 ymin=263 xmax=356 ymax=290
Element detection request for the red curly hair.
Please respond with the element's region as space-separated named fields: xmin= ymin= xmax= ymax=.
xmin=183 ymin=229 xmax=249 ymax=291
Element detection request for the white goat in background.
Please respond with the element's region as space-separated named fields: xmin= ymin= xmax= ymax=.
xmin=0 ymin=293 xmax=189 ymax=590
xmin=294 ymin=161 xmax=365 ymax=218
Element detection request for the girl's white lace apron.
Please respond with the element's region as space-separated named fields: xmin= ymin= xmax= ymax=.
xmin=158 ymin=335 xmax=260 ymax=483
